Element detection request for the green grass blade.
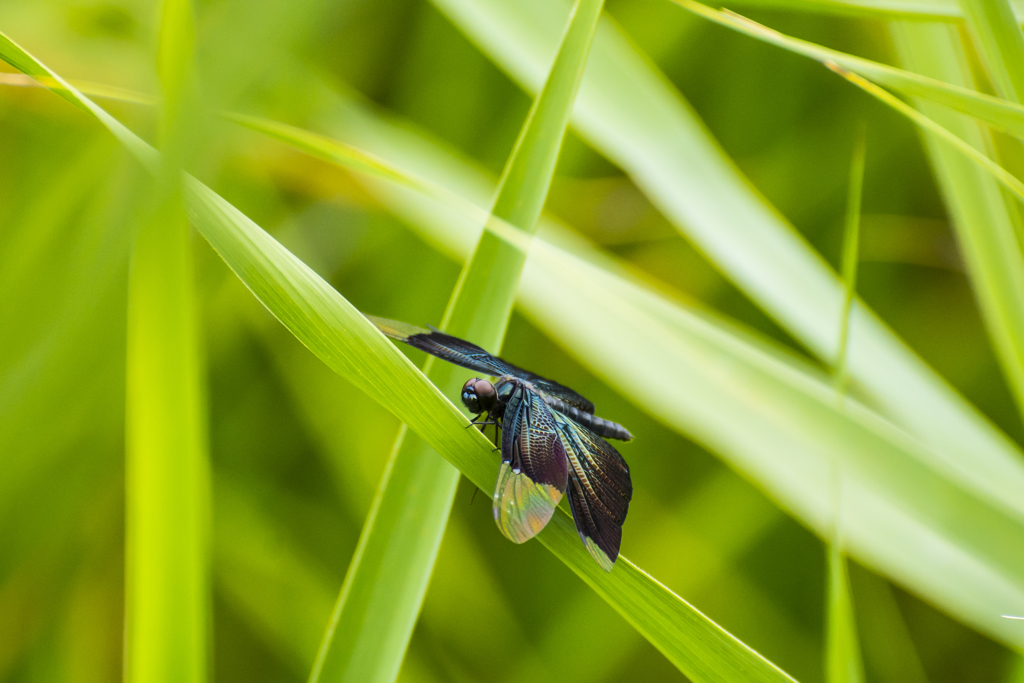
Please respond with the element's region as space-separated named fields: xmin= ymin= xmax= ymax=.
xmin=124 ymin=0 xmax=208 ymax=680
xmin=834 ymin=130 xmax=865 ymax=393
xmin=0 ymin=27 xmax=800 ymax=683
xmin=824 ymin=66 xmax=1024 ymax=203
xmin=0 ymin=72 xmax=157 ymax=105
xmin=826 ymin=544 xmax=865 ymax=683
xmin=956 ymin=0 xmax=1024 ymax=103
xmin=429 ymin=0 xmax=1024 ymax=526
xmin=716 ymin=0 xmax=1024 ymax=22
xmin=122 ymin=104 xmax=208 ymax=683
xmin=826 ymin=40 xmax=1024 ymax=424
xmin=308 ymin=2 xmax=604 ymax=681
xmin=672 ymin=1 xmax=1024 ymax=141
xmin=307 ymin=426 xmax=460 ymax=683
xmin=826 ymin=137 xmax=866 ymax=683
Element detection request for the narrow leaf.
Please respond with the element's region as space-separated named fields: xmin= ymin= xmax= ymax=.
xmin=124 ymin=0 xmax=208 ymax=680
xmin=957 ymin=0 xmax=1024 ymax=102
xmin=307 ymin=2 xmax=605 ymax=681
xmin=826 ymin=136 xmax=866 ymax=683
xmin=834 ymin=129 xmax=865 ymax=393
xmin=826 ymin=544 xmax=865 ymax=683
xmin=825 ymin=64 xmax=1024 ymax=203
xmin=717 ymin=0 xmax=1024 ymax=22
xmin=671 ymin=0 xmax=1024 ymax=141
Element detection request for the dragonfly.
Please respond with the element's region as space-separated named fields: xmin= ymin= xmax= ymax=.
xmin=370 ymin=316 xmax=632 ymax=572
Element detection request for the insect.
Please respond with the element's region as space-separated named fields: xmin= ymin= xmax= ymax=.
xmin=370 ymin=316 xmax=632 ymax=571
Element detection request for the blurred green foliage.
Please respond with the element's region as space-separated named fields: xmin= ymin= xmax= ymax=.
xmin=2 ymin=0 xmax=1024 ymax=681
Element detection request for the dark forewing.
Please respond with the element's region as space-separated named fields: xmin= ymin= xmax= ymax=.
xmin=554 ymin=413 xmax=632 ymax=571
xmin=529 ymin=378 xmax=596 ymax=414
xmin=493 ymin=380 xmax=570 ymax=543
xmin=368 ymin=315 xmax=594 ymax=412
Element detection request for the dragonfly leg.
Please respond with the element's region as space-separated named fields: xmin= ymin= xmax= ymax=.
xmin=490 ymin=419 xmax=502 ymax=452
xmin=468 ymin=413 xmax=498 ymax=441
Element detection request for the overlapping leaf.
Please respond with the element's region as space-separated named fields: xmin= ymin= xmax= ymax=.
xmin=10 ymin=51 xmax=1024 ymax=646
xmin=671 ymin=0 xmax=1024 ymax=140
xmin=671 ymin=1 xmax=1024 ymax=425
xmin=0 ymin=29 xmax=799 ymax=683
xmin=123 ymin=1 xmax=209 ymax=680
xmin=307 ymin=1 xmax=605 ymax=681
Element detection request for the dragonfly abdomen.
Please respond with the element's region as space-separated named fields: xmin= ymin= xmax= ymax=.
xmin=544 ymin=398 xmax=633 ymax=442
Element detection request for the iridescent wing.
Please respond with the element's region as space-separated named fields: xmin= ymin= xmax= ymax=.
xmin=368 ymin=315 xmax=595 ymax=413
xmin=493 ymin=380 xmax=570 ymax=543
xmin=554 ymin=412 xmax=632 ymax=571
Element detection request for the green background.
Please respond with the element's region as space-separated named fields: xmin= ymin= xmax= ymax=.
xmin=2 ymin=0 xmax=1022 ymax=681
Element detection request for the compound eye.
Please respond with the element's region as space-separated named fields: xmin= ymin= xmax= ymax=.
xmin=461 ymin=378 xmax=481 ymax=414
xmin=473 ymin=380 xmax=496 ymax=412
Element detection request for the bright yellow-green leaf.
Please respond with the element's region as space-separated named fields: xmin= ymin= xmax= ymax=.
xmin=124 ymin=0 xmax=208 ymax=680
xmin=833 ymin=129 xmax=865 ymax=393
xmin=956 ymin=0 xmax=1024 ymax=103
xmin=826 ymin=544 xmax=865 ymax=683
xmin=826 ymin=137 xmax=866 ymax=683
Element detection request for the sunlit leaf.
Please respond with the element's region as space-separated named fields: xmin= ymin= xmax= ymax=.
xmin=123 ymin=0 xmax=209 ymax=680
xmin=718 ymin=0 xmax=1024 ymax=22
xmin=957 ymin=0 xmax=1024 ymax=115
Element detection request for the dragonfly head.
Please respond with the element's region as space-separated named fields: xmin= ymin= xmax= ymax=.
xmin=461 ymin=378 xmax=496 ymax=414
